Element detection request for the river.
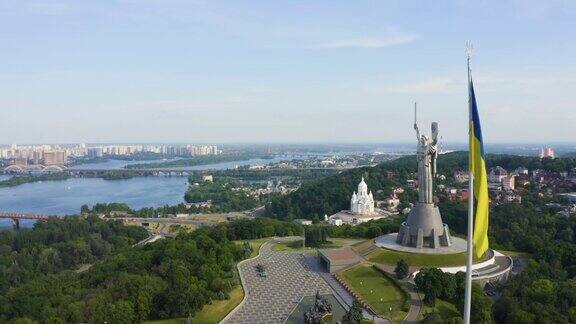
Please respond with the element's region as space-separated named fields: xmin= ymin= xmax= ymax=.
xmin=0 ymin=177 xmax=189 ymax=215
xmin=68 ymin=156 xmax=295 ymax=171
xmin=0 ymin=156 xmax=295 ymax=227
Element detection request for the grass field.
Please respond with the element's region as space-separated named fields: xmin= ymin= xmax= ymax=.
xmin=234 ymin=237 xmax=271 ymax=258
xmin=367 ymin=247 xmax=490 ymax=267
xmin=328 ymin=237 xmax=365 ymax=246
xmin=194 ymin=285 xmax=244 ymax=323
xmin=143 ymin=318 xmax=185 ymax=324
xmin=368 ymin=249 xmax=466 ymax=267
xmin=272 ymin=239 xmax=309 ymax=251
xmin=339 ymin=264 xmax=407 ymax=323
xmin=419 ymin=298 xmax=461 ymax=321
xmin=272 ymin=237 xmax=363 ymax=252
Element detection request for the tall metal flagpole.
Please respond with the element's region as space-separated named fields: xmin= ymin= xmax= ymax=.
xmin=463 ymin=41 xmax=474 ymax=324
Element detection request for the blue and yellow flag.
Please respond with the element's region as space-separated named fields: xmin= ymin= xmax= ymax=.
xmin=469 ymin=78 xmax=489 ymax=259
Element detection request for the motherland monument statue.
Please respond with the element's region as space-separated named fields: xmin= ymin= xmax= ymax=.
xmin=396 ymin=104 xmax=452 ymax=248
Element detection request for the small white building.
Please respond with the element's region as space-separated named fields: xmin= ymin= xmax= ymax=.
xmin=328 ymin=218 xmax=343 ymax=226
xmin=293 ymin=219 xmax=312 ymax=226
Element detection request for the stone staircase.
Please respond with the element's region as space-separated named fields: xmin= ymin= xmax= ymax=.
xmin=354 ymin=240 xmax=379 ymax=258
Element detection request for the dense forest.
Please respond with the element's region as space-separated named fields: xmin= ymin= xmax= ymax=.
xmin=184 ymin=178 xmax=260 ymax=212
xmin=0 ymin=216 xmax=301 ymax=323
xmin=489 ymin=202 xmax=576 ymax=323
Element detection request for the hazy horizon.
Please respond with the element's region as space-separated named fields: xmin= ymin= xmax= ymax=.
xmin=2 ymin=141 xmax=575 ymax=147
xmin=2 ymin=0 xmax=575 ymax=144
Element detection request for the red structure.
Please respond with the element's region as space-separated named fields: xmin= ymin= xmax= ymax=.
xmin=0 ymin=212 xmax=53 ymax=229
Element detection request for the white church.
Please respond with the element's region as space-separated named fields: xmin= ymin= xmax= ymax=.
xmin=326 ymin=177 xmax=388 ymax=226
xmin=350 ymin=177 xmax=375 ymax=214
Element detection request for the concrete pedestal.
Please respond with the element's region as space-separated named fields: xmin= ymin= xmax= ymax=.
xmin=396 ymin=202 xmax=452 ymax=248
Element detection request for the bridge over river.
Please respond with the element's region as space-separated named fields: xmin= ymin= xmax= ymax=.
xmin=68 ymin=168 xmax=191 ymax=177
xmin=0 ymin=211 xmax=58 ymax=229
xmin=3 ymin=164 xmax=347 ymax=177
xmin=2 ymin=164 xmax=192 ymax=177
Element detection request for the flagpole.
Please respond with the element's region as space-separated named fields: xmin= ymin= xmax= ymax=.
xmin=463 ymin=42 xmax=474 ymax=324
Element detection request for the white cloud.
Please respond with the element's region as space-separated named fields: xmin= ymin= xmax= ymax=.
xmin=312 ymin=34 xmax=418 ymax=49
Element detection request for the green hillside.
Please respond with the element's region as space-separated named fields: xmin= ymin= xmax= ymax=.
xmin=265 ymin=151 xmax=576 ymax=221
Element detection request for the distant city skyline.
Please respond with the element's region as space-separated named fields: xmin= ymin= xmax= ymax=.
xmin=1 ymin=0 xmax=575 ymax=143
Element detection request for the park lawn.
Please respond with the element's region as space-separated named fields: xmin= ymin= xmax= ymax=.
xmin=194 ymin=285 xmax=245 ymax=323
xmin=272 ymin=238 xmax=356 ymax=252
xmin=143 ymin=318 xmax=185 ymax=324
xmin=328 ymin=237 xmax=365 ymax=246
xmin=419 ymin=297 xmax=461 ymax=321
xmin=367 ymin=248 xmax=490 ymax=267
xmin=272 ymin=239 xmax=309 ymax=251
xmin=234 ymin=237 xmax=271 ymax=258
xmin=339 ymin=264 xmax=407 ymax=323
xmin=368 ymin=248 xmax=466 ymax=267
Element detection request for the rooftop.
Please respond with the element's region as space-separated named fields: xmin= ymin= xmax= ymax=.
xmin=318 ymin=247 xmax=362 ymax=265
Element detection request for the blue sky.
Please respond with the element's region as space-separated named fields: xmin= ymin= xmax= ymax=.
xmin=1 ymin=0 xmax=575 ymax=144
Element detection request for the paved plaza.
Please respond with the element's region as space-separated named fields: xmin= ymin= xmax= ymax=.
xmin=224 ymin=239 xmax=333 ymax=324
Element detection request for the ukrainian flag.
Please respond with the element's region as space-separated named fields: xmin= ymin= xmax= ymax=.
xmin=469 ymin=77 xmax=489 ymax=259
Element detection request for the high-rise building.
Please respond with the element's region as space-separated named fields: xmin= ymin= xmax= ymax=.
xmin=87 ymin=147 xmax=104 ymax=158
xmin=43 ymin=150 xmax=67 ymax=166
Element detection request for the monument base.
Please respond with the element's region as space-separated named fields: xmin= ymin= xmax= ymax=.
xmin=396 ymin=202 xmax=452 ymax=248
xmin=376 ymin=233 xmax=466 ymax=254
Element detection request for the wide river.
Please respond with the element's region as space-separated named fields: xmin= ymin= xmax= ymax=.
xmin=0 ymin=156 xmax=294 ymax=226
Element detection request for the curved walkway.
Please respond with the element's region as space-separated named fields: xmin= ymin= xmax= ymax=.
xmin=222 ymin=238 xmax=332 ymax=324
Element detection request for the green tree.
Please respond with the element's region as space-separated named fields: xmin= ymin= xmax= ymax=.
xmin=342 ymin=300 xmax=363 ymax=324
xmin=415 ymin=268 xmax=445 ymax=306
xmin=462 ymin=284 xmax=492 ymax=324
xmin=394 ymin=259 xmax=409 ymax=279
xmin=8 ymin=318 xmax=37 ymax=324
xmin=507 ymin=309 xmax=535 ymax=324
xmin=421 ymin=311 xmax=442 ymax=324
xmin=304 ymin=226 xmax=328 ymax=247
xmin=523 ymin=279 xmax=556 ymax=305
